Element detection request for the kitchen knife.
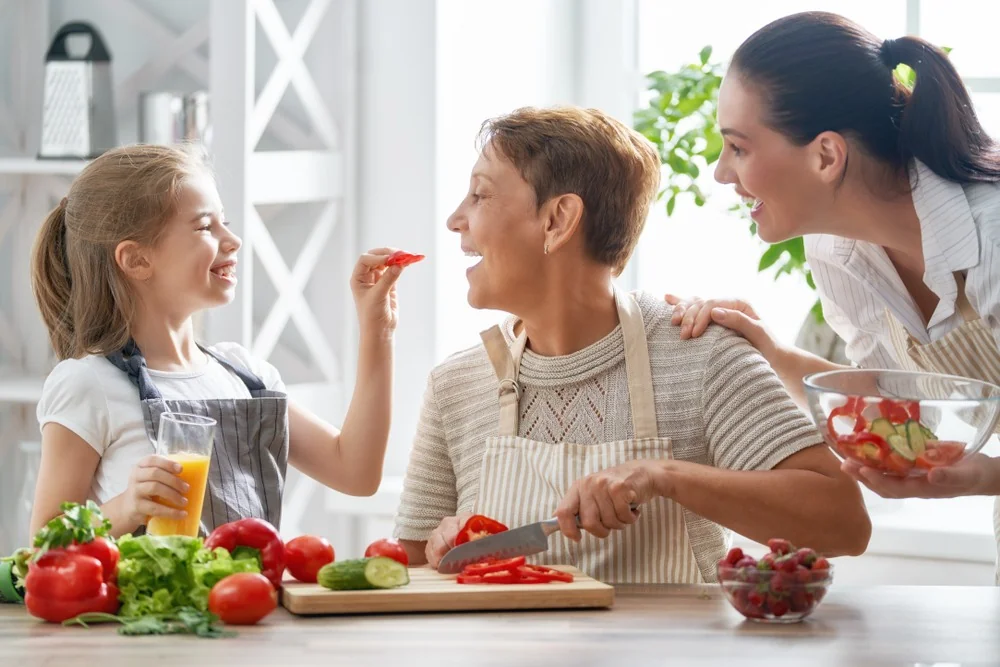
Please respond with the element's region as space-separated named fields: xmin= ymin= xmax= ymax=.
xmin=436 ymin=505 xmax=638 ymax=574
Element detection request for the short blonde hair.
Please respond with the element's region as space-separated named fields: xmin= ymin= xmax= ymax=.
xmin=478 ymin=105 xmax=661 ymax=273
xmin=31 ymin=143 xmax=212 ymax=360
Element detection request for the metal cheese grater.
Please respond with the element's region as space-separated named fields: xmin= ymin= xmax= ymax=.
xmin=38 ymin=21 xmax=117 ymax=159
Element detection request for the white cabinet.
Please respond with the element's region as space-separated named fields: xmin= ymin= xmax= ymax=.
xmin=0 ymin=0 xmax=359 ymax=553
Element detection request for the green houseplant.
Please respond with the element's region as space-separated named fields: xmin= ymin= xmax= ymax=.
xmin=634 ymin=46 xmax=938 ymax=326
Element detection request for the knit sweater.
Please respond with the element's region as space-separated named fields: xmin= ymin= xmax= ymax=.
xmin=393 ymin=291 xmax=823 ymax=580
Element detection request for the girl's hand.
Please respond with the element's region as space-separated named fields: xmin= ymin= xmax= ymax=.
xmin=351 ymin=248 xmax=407 ymax=334
xmin=120 ymin=455 xmax=190 ymax=529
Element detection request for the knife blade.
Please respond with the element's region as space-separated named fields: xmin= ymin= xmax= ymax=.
xmin=436 ymin=517 xmax=560 ymax=574
xmin=436 ymin=504 xmax=639 ymax=575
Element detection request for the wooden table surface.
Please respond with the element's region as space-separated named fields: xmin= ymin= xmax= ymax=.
xmin=2 ymin=584 xmax=998 ymax=666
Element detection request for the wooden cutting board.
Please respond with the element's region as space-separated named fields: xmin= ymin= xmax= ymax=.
xmin=280 ymin=565 xmax=614 ymax=616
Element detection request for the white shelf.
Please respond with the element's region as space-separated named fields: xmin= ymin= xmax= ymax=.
xmin=0 ymin=157 xmax=89 ymax=176
xmin=0 ymin=374 xmax=45 ymax=403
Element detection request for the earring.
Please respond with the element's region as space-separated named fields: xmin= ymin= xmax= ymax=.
xmin=544 ymin=243 xmax=549 ymax=255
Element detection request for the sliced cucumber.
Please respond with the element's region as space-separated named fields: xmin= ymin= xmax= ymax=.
xmin=920 ymin=425 xmax=937 ymax=441
xmin=317 ymin=557 xmax=410 ymax=591
xmin=894 ymin=423 xmax=908 ymax=437
xmin=887 ymin=433 xmax=916 ymax=461
xmin=905 ymin=420 xmax=927 ymax=457
xmin=869 ymin=418 xmax=897 ymax=440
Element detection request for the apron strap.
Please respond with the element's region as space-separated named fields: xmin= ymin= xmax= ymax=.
xmin=201 ymin=346 xmax=268 ymax=392
xmin=105 ymin=340 xmax=163 ymax=401
xmin=614 ymin=290 xmax=658 ymax=440
xmin=954 ymin=271 xmax=980 ymax=323
xmin=479 ymin=289 xmax=659 ymax=440
xmin=481 ymin=325 xmax=527 ymax=437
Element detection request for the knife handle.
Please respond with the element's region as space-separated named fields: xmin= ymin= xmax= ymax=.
xmin=541 ymin=503 xmax=639 ymax=536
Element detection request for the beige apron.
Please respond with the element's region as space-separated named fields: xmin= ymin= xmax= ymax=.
xmin=472 ymin=289 xmax=703 ymax=584
xmin=884 ymin=272 xmax=1000 ymax=584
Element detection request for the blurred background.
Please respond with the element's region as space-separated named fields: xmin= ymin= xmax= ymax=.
xmin=0 ymin=0 xmax=996 ymax=584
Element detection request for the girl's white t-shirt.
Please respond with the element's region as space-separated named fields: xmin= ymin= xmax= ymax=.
xmin=35 ymin=342 xmax=285 ymax=505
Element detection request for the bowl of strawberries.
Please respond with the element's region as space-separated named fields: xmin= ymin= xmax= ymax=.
xmin=717 ymin=538 xmax=832 ymax=624
xmin=803 ymin=369 xmax=1000 ymax=477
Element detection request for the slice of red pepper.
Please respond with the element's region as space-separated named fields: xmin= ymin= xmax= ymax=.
xmin=384 ymin=251 xmax=425 ymax=268
xmin=827 ymin=403 xmax=868 ymax=440
xmin=462 ymin=556 xmax=526 ymax=576
xmin=516 ymin=564 xmax=574 ymax=583
xmin=204 ymin=518 xmax=285 ymax=588
xmin=454 ymin=515 xmax=509 ymax=546
xmin=849 ymin=432 xmax=890 ymax=465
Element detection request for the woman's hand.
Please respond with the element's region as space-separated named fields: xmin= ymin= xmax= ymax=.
xmin=841 ymin=453 xmax=1000 ymax=499
xmin=351 ymin=248 xmax=407 ymax=334
xmin=666 ymin=294 xmax=779 ymax=354
xmin=115 ymin=455 xmax=190 ymax=531
xmin=554 ymin=461 xmax=662 ymax=541
xmin=424 ymin=513 xmax=473 ymax=569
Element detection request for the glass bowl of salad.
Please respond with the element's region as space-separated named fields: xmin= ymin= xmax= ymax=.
xmin=803 ymin=369 xmax=1000 ymax=477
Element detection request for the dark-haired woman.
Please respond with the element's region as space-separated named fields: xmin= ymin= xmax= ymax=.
xmin=667 ymin=11 xmax=1000 ymax=581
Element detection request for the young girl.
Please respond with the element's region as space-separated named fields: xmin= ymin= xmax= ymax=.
xmin=29 ymin=143 xmax=411 ymax=538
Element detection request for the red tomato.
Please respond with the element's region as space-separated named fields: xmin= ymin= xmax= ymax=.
xmin=915 ymin=441 xmax=966 ymax=469
xmin=364 ymin=538 xmax=409 ymax=566
xmin=208 ymin=573 xmax=277 ymax=625
xmin=284 ymin=535 xmax=336 ymax=583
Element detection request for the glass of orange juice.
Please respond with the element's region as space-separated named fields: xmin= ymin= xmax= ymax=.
xmin=146 ymin=412 xmax=216 ymax=537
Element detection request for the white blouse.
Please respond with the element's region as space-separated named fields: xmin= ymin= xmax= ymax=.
xmin=806 ymin=160 xmax=1000 ymax=370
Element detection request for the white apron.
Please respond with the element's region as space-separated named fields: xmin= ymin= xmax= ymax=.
xmin=884 ymin=272 xmax=1000 ymax=584
xmin=471 ymin=289 xmax=703 ymax=584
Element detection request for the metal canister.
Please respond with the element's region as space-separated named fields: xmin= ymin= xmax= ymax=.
xmin=138 ymin=91 xmax=184 ymax=145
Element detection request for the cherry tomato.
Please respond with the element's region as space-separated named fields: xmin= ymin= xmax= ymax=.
xmin=208 ymin=572 xmax=277 ymax=625
xmin=364 ymin=538 xmax=409 ymax=566
xmin=284 ymin=535 xmax=336 ymax=584
xmin=915 ymin=441 xmax=966 ymax=469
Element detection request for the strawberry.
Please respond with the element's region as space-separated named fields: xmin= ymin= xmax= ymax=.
xmin=795 ymin=565 xmax=812 ymax=584
xmin=758 ymin=553 xmax=776 ymax=571
xmin=770 ymin=598 xmax=790 ymax=618
xmin=789 ymin=589 xmax=810 ymax=612
xmin=795 ymin=547 xmax=817 ymax=567
xmin=725 ymin=547 xmax=744 ymax=566
xmin=769 ymin=572 xmax=790 ymax=595
xmin=734 ymin=556 xmax=758 ymax=570
xmin=776 ymin=556 xmax=799 ymax=574
xmin=747 ymin=589 xmax=766 ymax=610
xmin=811 ymin=556 xmax=830 ymax=572
xmin=767 ymin=538 xmax=793 ymax=556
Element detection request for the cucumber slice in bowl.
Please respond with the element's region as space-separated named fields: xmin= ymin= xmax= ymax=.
xmin=317 ymin=557 xmax=410 ymax=591
xmin=887 ymin=433 xmax=916 ymax=461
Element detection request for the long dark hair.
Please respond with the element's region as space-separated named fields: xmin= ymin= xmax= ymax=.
xmin=730 ymin=11 xmax=1000 ymax=184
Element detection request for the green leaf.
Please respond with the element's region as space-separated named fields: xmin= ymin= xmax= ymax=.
xmin=805 ymin=271 xmax=817 ymax=290
xmin=32 ymin=501 xmax=112 ymax=557
xmin=666 ymin=193 xmax=677 ymax=216
xmin=810 ymin=298 xmax=825 ymax=324
xmin=758 ymin=244 xmax=785 ymax=271
xmin=699 ymin=45 xmax=712 ymax=66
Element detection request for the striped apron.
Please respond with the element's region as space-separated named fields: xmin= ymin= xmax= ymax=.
xmin=472 ymin=289 xmax=702 ymax=584
xmin=106 ymin=341 xmax=288 ymax=535
xmin=884 ymin=272 xmax=1000 ymax=584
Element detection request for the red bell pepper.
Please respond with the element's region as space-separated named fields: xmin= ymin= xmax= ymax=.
xmin=24 ymin=550 xmax=119 ymax=622
xmin=384 ymin=251 xmax=425 ymax=268
xmin=877 ymin=398 xmax=921 ymax=424
xmin=455 ymin=558 xmax=575 ymax=585
xmin=827 ymin=395 xmax=869 ymax=440
xmin=462 ymin=556 xmax=526 ymax=576
xmin=454 ymin=515 xmax=508 ymax=546
xmin=838 ymin=431 xmax=890 ymax=466
xmin=204 ymin=518 xmax=285 ymax=589
xmin=66 ymin=538 xmax=119 ymax=583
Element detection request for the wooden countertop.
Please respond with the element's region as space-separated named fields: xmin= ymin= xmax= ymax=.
xmin=2 ymin=584 xmax=998 ymax=666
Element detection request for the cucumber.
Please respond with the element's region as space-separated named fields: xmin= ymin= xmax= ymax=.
xmin=317 ymin=557 xmax=410 ymax=591
xmin=920 ymin=425 xmax=937 ymax=441
xmin=894 ymin=423 xmax=907 ymax=436
xmin=869 ymin=418 xmax=897 ymax=440
xmin=887 ymin=433 xmax=916 ymax=461
xmin=905 ymin=420 xmax=927 ymax=457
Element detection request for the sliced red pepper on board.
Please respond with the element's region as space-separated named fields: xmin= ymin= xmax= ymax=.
xmin=462 ymin=556 xmax=526 ymax=576
xmin=915 ymin=441 xmax=966 ymax=469
xmin=384 ymin=251 xmax=425 ymax=268
xmin=454 ymin=515 xmax=508 ymax=546
xmin=204 ymin=518 xmax=285 ymax=589
xmin=517 ymin=564 xmax=574 ymax=583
